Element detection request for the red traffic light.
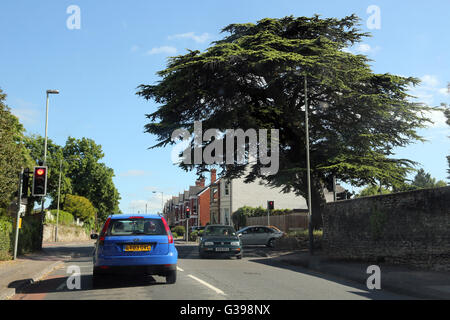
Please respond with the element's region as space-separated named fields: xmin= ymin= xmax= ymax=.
xmin=36 ymin=168 xmax=45 ymax=176
xmin=186 ymin=207 xmax=190 ymax=212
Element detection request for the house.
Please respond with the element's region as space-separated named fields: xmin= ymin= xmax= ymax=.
xmin=164 ymin=168 xmax=347 ymax=227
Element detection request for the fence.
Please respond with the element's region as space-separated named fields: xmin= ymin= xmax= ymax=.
xmin=246 ymin=212 xmax=309 ymax=232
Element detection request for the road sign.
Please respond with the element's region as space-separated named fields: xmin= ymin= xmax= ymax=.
xmin=19 ymin=204 xmax=26 ymax=217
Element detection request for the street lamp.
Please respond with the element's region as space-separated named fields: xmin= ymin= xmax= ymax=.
xmin=304 ymin=76 xmax=314 ymax=255
xmin=40 ymin=90 xmax=59 ymax=249
xmin=43 ymin=90 xmax=59 ymax=165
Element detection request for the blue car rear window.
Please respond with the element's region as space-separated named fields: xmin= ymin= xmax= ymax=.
xmin=107 ymin=218 xmax=166 ymax=236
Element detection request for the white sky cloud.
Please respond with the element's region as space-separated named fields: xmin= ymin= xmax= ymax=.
xmin=168 ymin=32 xmax=212 ymax=43
xmin=146 ymin=46 xmax=177 ymax=55
xmin=408 ymin=75 xmax=450 ymax=128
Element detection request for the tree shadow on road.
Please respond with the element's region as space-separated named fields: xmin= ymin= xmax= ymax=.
xmin=247 ymin=255 xmax=411 ymax=300
xmin=12 ymin=273 xmax=168 ymax=296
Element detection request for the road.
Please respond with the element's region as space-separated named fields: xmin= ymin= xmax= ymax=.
xmin=11 ymin=241 xmax=411 ymax=300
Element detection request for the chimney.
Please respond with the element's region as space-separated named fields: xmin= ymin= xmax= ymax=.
xmin=196 ymin=178 xmax=205 ymax=188
xmin=210 ymin=169 xmax=217 ymax=184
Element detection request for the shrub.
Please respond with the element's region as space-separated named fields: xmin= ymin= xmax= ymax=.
xmin=189 ymin=231 xmax=198 ymax=242
xmin=0 ymin=217 xmax=13 ymax=260
xmin=172 ymin=232 xmax=178 ymax=239
xmin=172 ymin=226 xmax=185 ymax=237
xmin=48 ymin=210 xmax=75 ymax=225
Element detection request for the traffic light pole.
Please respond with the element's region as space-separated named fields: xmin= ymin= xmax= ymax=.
xmin=13 ymin=169 xmax=24 ymax=260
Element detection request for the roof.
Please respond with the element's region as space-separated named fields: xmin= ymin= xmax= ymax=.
xmin=108 ymin=214 xmax=162 ymax=219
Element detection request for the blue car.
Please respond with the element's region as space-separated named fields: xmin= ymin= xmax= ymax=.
xmin=91 ymin=214 xmax=178 ymax=286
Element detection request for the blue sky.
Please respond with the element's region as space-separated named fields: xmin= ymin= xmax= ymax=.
xmin=1 ymin=0 xmax=449 ymax=213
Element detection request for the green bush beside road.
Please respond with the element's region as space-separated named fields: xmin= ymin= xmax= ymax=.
xmin=172 ymin=226 xmax=185 ymax=237
xmin=0 ymin=217 xmax=13 ymax=260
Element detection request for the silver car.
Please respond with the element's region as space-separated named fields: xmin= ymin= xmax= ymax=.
xmin=237 ymin=226 xmax=284 ymax=247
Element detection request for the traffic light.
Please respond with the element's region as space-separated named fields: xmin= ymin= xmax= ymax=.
xmin=267 ymin=201 xmax=274 ymax=210
xmin=186 ymin=207 xmax=191 ymax=218
xmin=21 ymin=168 xmax=31 ymax=199
xmin=32 ymin=166 xmax=48 ymax=196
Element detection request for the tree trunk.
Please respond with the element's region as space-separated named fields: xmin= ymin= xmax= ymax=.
xmin=310 ymin=176 xmax=326 ymax=230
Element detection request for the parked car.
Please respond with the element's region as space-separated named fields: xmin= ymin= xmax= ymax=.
xmin=198 ymin=224 xmax=242 ymax=259
xmin=190 ymin=226 xmax=205 ymax=233
xmin=236 ymin=225 xmax=284 ymax=247
xmin=91 ymin=214 xmax=178 ymax=286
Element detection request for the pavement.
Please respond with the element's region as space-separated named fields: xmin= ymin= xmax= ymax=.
xmin=0 ymin=241 xmax=94 ymax=300
xmin=1 ymin=240 xmax=449 ymax=300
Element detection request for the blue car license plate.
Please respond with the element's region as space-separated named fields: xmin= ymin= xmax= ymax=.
xmin=124 ymin=244 xmax=151 ymax=252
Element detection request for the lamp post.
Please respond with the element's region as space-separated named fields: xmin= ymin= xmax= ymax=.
xmin=304 ymin=76 xmax=314 ymax=256
xmin=40 ymin=90 xmax=59 ymax=249
xmin=43 ymin=90 xmax=59 ymax=165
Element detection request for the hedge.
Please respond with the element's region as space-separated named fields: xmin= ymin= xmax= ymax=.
xmin=172 ymin=226 xmax=185 ymax=237
xmin=0 ymin=217 xmax=13 ymax=260
xmin=47 ymin=210 xmax=75 ymax=225
xmin=0 ymin=214 xmax=43 ymax=260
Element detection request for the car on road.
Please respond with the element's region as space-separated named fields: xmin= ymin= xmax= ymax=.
xmin=91 ymin=214 xmax=178 ymax=286
xmin=198 ymin=225 xmax=242 ymax=259
xmin=237 ymin=225 xmax=284 ymax=247
xmin=190 ymin=226 xmax=205 ymax=233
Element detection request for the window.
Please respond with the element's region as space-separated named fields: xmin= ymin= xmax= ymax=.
xmin=205 ymin=225 xmax=236 ymax=236
xmin=224 ymin=182 xmax=230 ymax=195
xmin=108 ymin=219 xmax=166 ymax=236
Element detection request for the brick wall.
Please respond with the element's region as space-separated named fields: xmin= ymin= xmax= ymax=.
xmin=321 ymin=186 xmax=450 ymax=271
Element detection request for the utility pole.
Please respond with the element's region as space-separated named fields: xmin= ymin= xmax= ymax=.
xmin=55 ymin=159 xmax=62 ymax=242
xmin=13 ymin=169 xmax=24 ymax=260
xmin=304 ymin=75 xmax=314 ymax=255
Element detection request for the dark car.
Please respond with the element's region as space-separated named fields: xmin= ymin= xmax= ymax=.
xmin=91 ymin=214 xmax=178 ymax=286
xmin=198 ymin=225 xmax=242 ymax=259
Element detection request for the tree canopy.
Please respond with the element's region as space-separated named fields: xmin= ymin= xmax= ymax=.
xmin=138 ymin=15 xmax=434 ymax=228
xmin=0 ymin=88 xmax=34 ymax=211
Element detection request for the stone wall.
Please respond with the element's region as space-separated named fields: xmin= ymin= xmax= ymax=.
xmin=321 ymin=186 xmax=450 ymax=271
xmin=43 ymin=224 xmax=90 ymax=243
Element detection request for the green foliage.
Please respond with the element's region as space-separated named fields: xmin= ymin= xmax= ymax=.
xmin=0 ymin=216 xmax=13 ymax=260
xmin=0 ymin=88 xmax=34 ymax=209
xmin=356 ymin=184 xmax=391 ymax=197
xmin=47 ymin=209 xmax=75 ymax=225
xmin=138 ymin=15 xmax=433 ymax=229
xmin=172 ymin=226 xmax=185 ymax=237
xmin=63 ymin=194 xmax=96 ymax=223
xmin=18 ymin=215 xmax=42 ymax=255
xmin=189 ymin=230 xmax=198 ymax=241
xmin=411 ymin=169 xmax=446 ymax=189
xmin=62 ymin=137 xmax=121 ymax=224
xmin=172 ymin=232 xmax=178 ymax=238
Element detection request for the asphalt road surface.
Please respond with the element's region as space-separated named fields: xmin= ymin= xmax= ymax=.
xmin=11 ymin=242 xmax=411 ymax=300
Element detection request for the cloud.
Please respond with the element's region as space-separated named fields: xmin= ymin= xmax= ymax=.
xmin=168 ymin=32 xmax=212 ymax=43
xmin=10 ymin=99 xmax=38 ymax=125
xmin=119 ymin=170 xmax=150 ymax=177
xmin=128 ymin=193 xmax=173 ymax=214
xmin=146 ymin=46 xmax=177 ymax=55
xmin=342 ymin=43 xmax=380 ymax=55
xmin=407 ymin=75 xmax=450 ymax=128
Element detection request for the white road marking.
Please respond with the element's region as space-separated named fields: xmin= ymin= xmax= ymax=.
xmin=177 ymin=267 xmax=184 ymax=272
xmin=187 ymin=274 xmax=226 ymax=296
